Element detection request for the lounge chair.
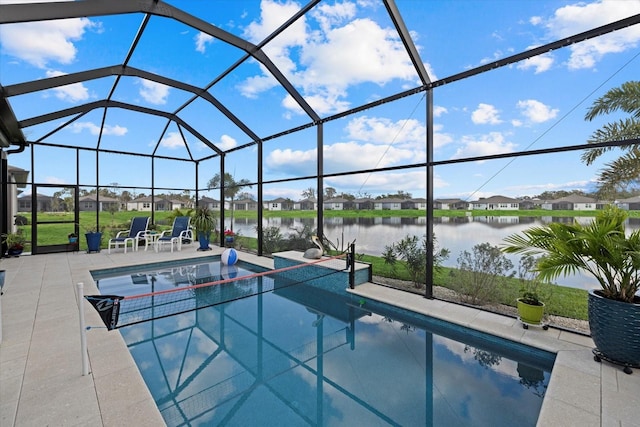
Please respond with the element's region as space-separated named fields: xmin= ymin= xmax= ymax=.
xmin=155 ymin=216 xmax=193 ymax=252
xmin=108 ymin=216 xmax=150 ymax=254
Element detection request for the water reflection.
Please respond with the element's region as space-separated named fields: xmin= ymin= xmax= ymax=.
xmin=117 ymin=278 xmax=553 ymax=427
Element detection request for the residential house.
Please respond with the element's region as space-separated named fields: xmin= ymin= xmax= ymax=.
xmin=127 ymin=196 xmax=172 ymax=212
xmin=434 ymin=198 xmax=468 ymax=210
xmin=17 ymin=193 xmax=60 ymax=212
xmin=616 ymin=195 xmax=640 ymax=211
xmin=264 ymin=197 xmax=294 ymax=211
xmin=353 ymin=198 xmax=374 ymax=210
xmin=518 ymin=198 xmax=542 ymax=210
xmin=401 ymin=198 xmax=427 ymax=210
xmin=170 ymin=198 xmax=191 ymax=211
xmin=374 ymin=198 xmax=404 ymax=210
xmin=232 ymin=198 xmax=258 ymax=211
xmin=294 ymin=197 xmax=317 ymax=210
xmin=541 ymin=194 xmax=597 ymax=211
xmin=323 ymin=197 xmax=354 ymax=210
xmin=470 ymin=195 xmax=519 ymax=210
xmin=199 ymin=196 xmax=222 ymax=211
xmin=79 ymin=195 xmax=120 ymax=212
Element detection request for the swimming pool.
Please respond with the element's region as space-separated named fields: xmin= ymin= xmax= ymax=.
xmin=93 ymin=257 xmax=554 ymax=426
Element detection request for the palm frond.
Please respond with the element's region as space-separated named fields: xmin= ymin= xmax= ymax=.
xmin=585 ymin=81 xmax=640 ymax=121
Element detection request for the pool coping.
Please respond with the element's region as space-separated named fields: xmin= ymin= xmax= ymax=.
xmin=1 ymin=249 xmax=638 ymax=426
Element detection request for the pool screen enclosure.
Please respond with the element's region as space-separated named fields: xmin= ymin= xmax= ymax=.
xmin=1 ymin=1 xmax=639 ymax=299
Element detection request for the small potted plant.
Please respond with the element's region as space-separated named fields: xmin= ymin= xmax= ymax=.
xmin=68 ymin=232 xmax=79 ymax=244
xmin=191 ymin=206 xmax=216 ymax=251
xmin=515 ymin=255 xmax=550 ymax=329
xmin=224 ymin=229 xmax=235 ymax=248
xmin=2 ymin=231 xmax=26 ymax=257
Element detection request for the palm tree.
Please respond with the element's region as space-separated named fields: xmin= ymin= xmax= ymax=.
xmin=207 ymin=173 xmax=252 ymax=232
xmin=581 ymin=81 xmax=640 ymax=196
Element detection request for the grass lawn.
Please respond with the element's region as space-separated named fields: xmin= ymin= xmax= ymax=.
xmin=16 ymin=211 xmax=178 ymax=251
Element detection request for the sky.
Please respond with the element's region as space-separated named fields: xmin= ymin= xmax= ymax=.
xmin=1 ymin=0 xmax=640 ymax=202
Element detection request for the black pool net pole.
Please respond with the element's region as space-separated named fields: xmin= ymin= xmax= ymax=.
xmin=348 ymin=242 xmax=355 ymax=289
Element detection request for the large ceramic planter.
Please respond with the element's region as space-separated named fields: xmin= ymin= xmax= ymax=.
xmin=197 ymin=232 xmax=211 ymax=251
xmin=588 ymin=289 xmax=640 ymax=368
xmin=517 ymin=298 xmax=546 ymax=328
xmin=85 ymin=232 xmax=102 ymax=253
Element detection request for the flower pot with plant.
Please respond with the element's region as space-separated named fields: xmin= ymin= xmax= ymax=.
xmin=515 ymin=255 xmax=551 ymax=329
xmin=192 ymin=206 xmax=216 ymax=251
xmin=2 ymin=231 xmax=26 ymax=257
xmin=224 ymin=229 xmax=235 ymax=247
xmin=502 ymin=206 xmax=640 ymax=372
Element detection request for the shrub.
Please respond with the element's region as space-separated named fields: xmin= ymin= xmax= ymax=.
xmin=261 ymin=226 xmax=284 ymax=254
xmin=449 ymin=242 xmax=514 ymax=305
xmin=383 ymin=234 xmax=449 ymax=288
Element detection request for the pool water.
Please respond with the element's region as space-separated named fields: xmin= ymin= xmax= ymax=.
xmin=93 ymin=258 xmax=554 ymax=426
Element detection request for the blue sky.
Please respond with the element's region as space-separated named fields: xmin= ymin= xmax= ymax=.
xmin=1 ymin=0 xmax=640 ymax=201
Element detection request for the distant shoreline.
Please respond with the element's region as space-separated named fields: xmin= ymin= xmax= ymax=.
xmin=240 ymin=208 xmax=640 ymax=219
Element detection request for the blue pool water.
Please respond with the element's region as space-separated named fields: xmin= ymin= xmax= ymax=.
xmin=93 ymin=257 xmax=554 ymax=427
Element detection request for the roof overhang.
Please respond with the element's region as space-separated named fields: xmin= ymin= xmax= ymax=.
xmin=0 ymin=91 xmax=26 ymax=148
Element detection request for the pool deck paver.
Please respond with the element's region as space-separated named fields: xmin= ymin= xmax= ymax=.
xmin=1 ymin=249 xmax=639 ymax=426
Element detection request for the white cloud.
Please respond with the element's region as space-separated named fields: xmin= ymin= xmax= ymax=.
xmin=328 ymin=169 xmax=448 ymax=194
xmin=471 ymin=103 xmax=502 ymax=125
xmin=433 ymin=106 xmax=448 ymax=117
xmin=0 ymin=0 xmax=95 ymax=68
xmin=239 ymin=0 xmax=421 ymax=115
xmin=311 ymin=1 xmax=356 ymax=33
xmin=345 ymin=115 xmax=453 ymax=150
xmin=69 ymin=121 xmax=127 ymax=136
xmin=195 ymin=31 xmax=214 ymax=53
xmin=238 ymin=73 xmax=279 ymax=99
xmin=433 ymin=124 xmax=454 ymax=149
xmin=516 ymin=99 xmax=558 ymax=123
xmin=44 ymin=176 xmax=67 ymax=184
xmin=139 ymin=79 xmax=170 ymax=105
xmin=265 ymin=140 xmax=417 ymax=176
xmin=45 ymin=70 xmax=89 ymax=102
xmin=530 ymin=16 xmax=542 ymax=26
xmin=544 ymin=0 xmax=640 ymax=70
xmin=281 ymin=91 xmax=350 ymax=115
xmin=346 ymin=116 xmax=425 ymax=147
xmin=451 ymin=132 xmax=517 ymax=159
xmin=265 ymin=114 xmax=452 ymax=177
xmin=216 ymin=134 xmax=237 ymax=151
xmin=516 ymin=52 xmax=554 ymax=74
xmin=160 ymin=132 xmax=185 ymax=148
xmin=504 ymin=179 xmax=590 ymax=196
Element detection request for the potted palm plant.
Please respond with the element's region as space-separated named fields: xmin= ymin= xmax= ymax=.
xmin=192 ymin=206 xmax=216 ymax=251
xmin=502 ymin=206 xmax=640 ymax=372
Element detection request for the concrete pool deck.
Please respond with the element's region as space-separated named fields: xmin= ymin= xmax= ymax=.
xmin=1 ymin=248 xmax=638 ymax=426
